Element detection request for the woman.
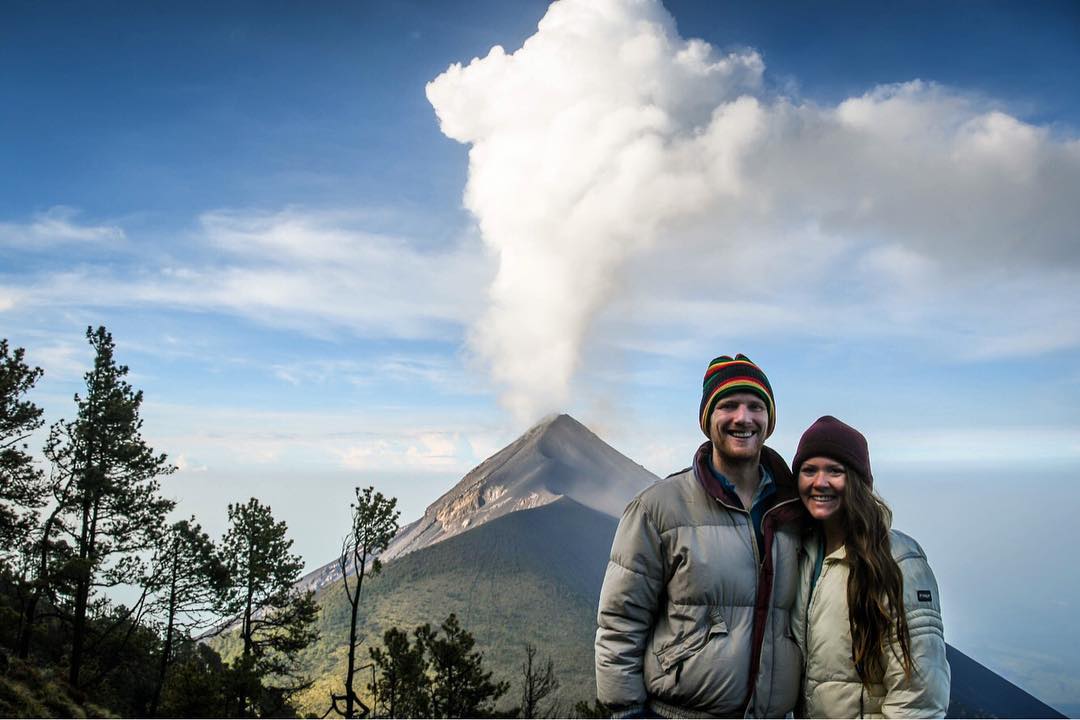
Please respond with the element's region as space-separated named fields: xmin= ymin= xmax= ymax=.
xmin=790 ymin=416 xmax=950 ymax=718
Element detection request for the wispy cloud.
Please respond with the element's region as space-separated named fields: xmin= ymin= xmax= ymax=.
xmin=0 ymin=206 xmax=126 ymax=249
xmin=142 ymin=400 xmax=509 ymax=476
xmin=2 ymin=207 xmax=492 ymax=341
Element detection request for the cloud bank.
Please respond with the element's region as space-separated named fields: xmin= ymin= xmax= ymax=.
xmin=2 ymin=208 xmax=490 ymax=342
xmin=427 ymin=0 xmax=1080 ymax=422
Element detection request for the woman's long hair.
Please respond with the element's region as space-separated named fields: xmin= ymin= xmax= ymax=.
xmin=842 ymin=469 xmax=914 ymax=688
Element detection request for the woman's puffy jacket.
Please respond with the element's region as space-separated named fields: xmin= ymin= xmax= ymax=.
xmin=791 ymin=529 xmax=951 ymax=718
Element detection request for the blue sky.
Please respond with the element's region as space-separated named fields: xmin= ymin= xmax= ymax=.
xmin=3 ymin=0 xmax=1080 ymax=710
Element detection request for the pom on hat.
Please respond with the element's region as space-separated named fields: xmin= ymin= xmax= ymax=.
xmin=699 ymin=354 xmax=775 ymax=439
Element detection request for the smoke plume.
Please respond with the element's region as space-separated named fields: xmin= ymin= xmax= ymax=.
xmin=427 ymin=0 xmax=1080 ymax=422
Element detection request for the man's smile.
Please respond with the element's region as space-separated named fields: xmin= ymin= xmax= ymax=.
xmin=726 ymin=429 xmax=757 ymax=439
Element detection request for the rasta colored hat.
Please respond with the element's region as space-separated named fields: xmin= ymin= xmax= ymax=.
xmin=699 ymin=354 xmax=775 ymax=439
xmin=792 ymin=415 xmax=874 ymax=488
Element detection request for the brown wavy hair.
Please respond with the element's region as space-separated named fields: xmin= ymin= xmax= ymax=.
xmin=842 ymin=468 xmax=914 ymax=688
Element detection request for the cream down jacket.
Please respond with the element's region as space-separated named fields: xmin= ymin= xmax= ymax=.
xmin=791 ymin=530 xmax=951 ymax=718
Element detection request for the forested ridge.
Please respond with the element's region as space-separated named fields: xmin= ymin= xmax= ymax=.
xmin=0 ymin=329 xmax=604 ymax=719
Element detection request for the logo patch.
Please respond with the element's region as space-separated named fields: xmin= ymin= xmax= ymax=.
xmin=917 ymin=590 xmax=933 ymax=602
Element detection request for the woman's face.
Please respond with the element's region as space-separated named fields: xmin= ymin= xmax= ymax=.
xmin=798 ymin=456 xmax=847 ymax=525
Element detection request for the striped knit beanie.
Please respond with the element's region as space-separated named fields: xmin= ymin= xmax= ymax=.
xmin=699 ymin=354 xmax=776 ymax=439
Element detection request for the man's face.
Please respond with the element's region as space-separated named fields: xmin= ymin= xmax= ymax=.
xmin=797 ymin=456 xmax=847 ymax=525
xmin=709 ymin=391 xmax=769 ymax=464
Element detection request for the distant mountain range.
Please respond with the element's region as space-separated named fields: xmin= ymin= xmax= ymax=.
xmin=292 ymin=413 xmax=1067 ymax=719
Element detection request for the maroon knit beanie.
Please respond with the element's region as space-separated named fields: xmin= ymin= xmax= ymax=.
xmin=792 ymin=415 xmax=874 ymax=488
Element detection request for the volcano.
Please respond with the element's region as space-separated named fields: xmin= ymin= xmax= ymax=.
xmin=297 ymin=413 xmax=657 ymax=594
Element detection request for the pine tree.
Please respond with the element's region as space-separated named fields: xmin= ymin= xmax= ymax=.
xmin=219 ymin=497 xmax=319 ymax=718
xmin=331 ymin=486 xmax=399 ymax=718
xmin=43 ymin=326 xmax=176 ymax=686
xmin=369 ymin=626 xmax=429 ymax=718
xmin=423 ymin=613 xmax=509 ymax=718
xmin=0 ymin=339 xmax=47 ymax=567
xmin=146 ymin=518 xmax=228 ymax=717
xmin=369 ymin=615 xmax=508 ymax=719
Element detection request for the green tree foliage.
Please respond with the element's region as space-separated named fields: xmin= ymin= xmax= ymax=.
xmin=146 ymin=518 xmax=228 ymax=716
xmin=330 ymin=486 xmax=400 ymax=719
xmin=156 ymin=640 xmax=230 ymax=718
xmin=369 ymin=626 xmax=430 ymax=718
xmin=370 ymin=613 xmax=508 ymax=718
xmin=0 ymin=339 xmax=47 ymax=568
xmin=0 ymin=340 xmax=51 ymax=660
xmin=220 ymin=497 xmax=319 ymax=717
xmin=41 ymin=326 xmax=176 ymax=686
xmin=425 ymin=613 xmax=509 ymax=718
xmin=518 ymin=642 xmax=559 ymax=718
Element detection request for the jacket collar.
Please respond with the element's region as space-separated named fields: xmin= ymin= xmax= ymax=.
xmin=692 ymin=440 xmax=799 ymax=509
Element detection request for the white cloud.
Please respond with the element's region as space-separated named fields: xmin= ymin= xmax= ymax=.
xmin=427 ymin=0 xmax=1080 ymax=422
xmin=174 ymin=454 xmax=209 ymax=474
xmin=29 ymin=340 xmax=91 ymax=381
xmin=0 ymin=289 xmax=16 ymax=312
xmin=5 ymin=208 xmax=492 ymax=341
xmin=341 ymin=432 xmax=465 ymax=472
xmin=142 ymin=400 xmax=512 ymax=477
xmin=0 ymin=206 xmax=125 ymax=249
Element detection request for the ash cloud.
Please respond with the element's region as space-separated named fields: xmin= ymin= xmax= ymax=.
xmin=427 ymin=0 xmax=1080 ymax=423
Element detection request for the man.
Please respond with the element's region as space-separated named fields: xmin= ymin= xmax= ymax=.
xmin=595 ymin=354 xmax=804 ymax=718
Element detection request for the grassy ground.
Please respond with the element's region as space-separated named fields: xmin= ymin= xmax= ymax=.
xmin=0 ymin=655 xmax=115 ymax=719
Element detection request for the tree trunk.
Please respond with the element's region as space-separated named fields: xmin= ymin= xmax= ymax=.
xmin=344 ymin=550 xmax=366 ymax=718
xmin=20 ymin=494 xmax=65 ymax=659
xmin=17 ymin=590 xmax=38 ymax=659
xmin=238 ymin=536 xmax=255 ymax=719
xmin=150 ymin=549 xmax=179 ymax=717
xmin=69 ymin=491 xmax=95 ymax=687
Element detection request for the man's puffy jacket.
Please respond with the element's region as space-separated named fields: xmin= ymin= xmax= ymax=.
xmin=791 ymin=530 xmax=951 ymax=718
xmin=595 ymin=444 xmax=804 ymax=718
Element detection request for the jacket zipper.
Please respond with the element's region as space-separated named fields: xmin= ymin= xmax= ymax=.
xmin=805 ymin=545 xmax=835 ymax=714
xmin=717 ymin=494 xmax=798 ymax=716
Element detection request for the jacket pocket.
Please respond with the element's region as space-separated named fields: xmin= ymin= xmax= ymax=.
xmin=654 ymin=607 xmax=728 ymax=673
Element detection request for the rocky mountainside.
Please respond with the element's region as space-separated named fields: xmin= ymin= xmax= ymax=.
xmin=298 ymin=413 xmax=657 ymax=594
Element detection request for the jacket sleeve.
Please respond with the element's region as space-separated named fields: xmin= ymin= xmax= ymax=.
xmin=881 ymin=555 xmax=951 ymax=718
xmin=594 ymin=496 xmax=666 ymax=714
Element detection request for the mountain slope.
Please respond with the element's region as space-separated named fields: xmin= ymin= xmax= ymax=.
xmin=381 ymin=413 xmax=655 ymax=562
xmin=292 ymin=496 xmax=619 ymax=715
xmin=947 ymin=645 xmax=1066 ymax=718
xmin=299 ymin=413 xmax=657 ymax=594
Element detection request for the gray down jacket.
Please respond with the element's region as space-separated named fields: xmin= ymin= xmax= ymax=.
xmin=595 ymin=443 xmax=805 ymax=718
